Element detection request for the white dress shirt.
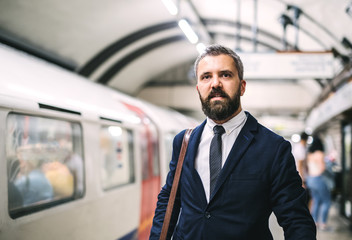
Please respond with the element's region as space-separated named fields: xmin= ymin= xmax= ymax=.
xmin=195 ymin=110 xmax=247 ymax=202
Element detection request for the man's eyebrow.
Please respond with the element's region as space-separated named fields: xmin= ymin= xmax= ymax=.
xmin=199 ymin=71 xmax=211 ymax=76
xmin=219 ymin=70 xmax=234 ymax=75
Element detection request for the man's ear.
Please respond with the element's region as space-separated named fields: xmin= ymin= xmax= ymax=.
xmin=240 ymin=80 xmax=246 ymax=96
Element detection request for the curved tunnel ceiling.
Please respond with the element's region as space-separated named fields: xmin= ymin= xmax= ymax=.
xmin=78 ymin=20 xmax=287 ymax=85
xmin=78 ymin=18 xmax=295 ymax=85
xmin=77 ymin=10 xmax=341 ymax=88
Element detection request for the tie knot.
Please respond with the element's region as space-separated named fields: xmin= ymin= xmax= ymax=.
xmin=213 ymin=125 xmax=225 ymax=135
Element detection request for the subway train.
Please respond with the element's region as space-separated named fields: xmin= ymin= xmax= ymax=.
xmin=0 ymin=43 xmax=198 ymax=240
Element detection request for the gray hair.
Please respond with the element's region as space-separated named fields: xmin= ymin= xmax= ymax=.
xmin=194 ymin=44 xmax=244 ymax=80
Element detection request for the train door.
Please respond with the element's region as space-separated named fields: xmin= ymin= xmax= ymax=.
xmin=123 ymin=103 xmax=160 ymax=240
xmin=341 ymin=122 xmax=352 ymax=228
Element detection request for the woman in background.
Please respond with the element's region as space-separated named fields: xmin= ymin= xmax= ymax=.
xmin=306 ymin=136 xmax=331 ymax=231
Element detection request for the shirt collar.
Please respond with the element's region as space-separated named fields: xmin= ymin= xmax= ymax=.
xmin=206 ymin=110 xmax=247 ymax=135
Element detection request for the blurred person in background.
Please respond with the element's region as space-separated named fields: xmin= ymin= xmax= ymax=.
xmin=292 ymin=132 xmax=309 ymax=187
xmin=306 ymin=136 xmax=331 ymax=231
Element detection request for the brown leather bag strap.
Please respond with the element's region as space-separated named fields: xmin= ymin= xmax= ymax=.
xmin=159 ymin=128 xmax=193 ymax=240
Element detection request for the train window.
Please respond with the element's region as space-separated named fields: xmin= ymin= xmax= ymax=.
xmin=6 ymin=113 xmax=85 ymax=218
xmin=100 ymin=126 xmax=135 ymax=190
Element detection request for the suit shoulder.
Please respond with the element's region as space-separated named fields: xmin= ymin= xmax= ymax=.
xmin=173 ymin=129 xmax=187 ymax=147
xmin=256 ymin=122 xmax=287 ymax=145
xmin=174 ymin=121 xmax=204 ymax=142
xmin=246 ymin=112 xmax=285 ymax=143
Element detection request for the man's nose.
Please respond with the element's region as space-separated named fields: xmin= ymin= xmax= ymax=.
xmin=211 ymin=76 xmax=221 ymax=88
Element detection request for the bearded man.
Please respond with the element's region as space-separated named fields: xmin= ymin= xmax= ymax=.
xmin=150 ymin=44 xmax=316 ymax=240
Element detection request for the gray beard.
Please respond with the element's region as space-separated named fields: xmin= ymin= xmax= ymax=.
xmin=199 ymin=88 xmax=241 ymax=121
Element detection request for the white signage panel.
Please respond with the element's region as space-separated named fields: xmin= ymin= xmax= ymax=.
xmin=240 ymin=52 xmax=334 ymax=79
xmin=306 ymin=81 xmax=352 ymax=131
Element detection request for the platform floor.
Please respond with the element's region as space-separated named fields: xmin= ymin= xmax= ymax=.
xmin=269 ymin=201 xmax=352 ymax=239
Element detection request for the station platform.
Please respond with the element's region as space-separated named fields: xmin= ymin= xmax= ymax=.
xmin=269 ymin=201 xmax=352 ymax=239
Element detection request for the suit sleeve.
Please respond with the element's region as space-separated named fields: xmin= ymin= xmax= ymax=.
xmin=270 ymin=139 xmax=316 ymax=240
xmin=149 ymin=130 xmax=185 ymax=240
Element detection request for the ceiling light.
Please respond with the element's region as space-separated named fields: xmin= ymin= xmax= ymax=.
xmin=178 ymin=19 xmax=198 ymax=44
xmin=196 ymin=42 xmax=206 ymax=54
xmin=162 ymin=0 xmax=178 ymax=15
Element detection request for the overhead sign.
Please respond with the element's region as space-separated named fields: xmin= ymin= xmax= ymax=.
xmin=306 ymin=81 xmax=352 ymax=131
xmin=240 ymin=52 xmax=334 ymax=79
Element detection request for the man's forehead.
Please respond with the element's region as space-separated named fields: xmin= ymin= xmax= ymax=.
xmin=198 ymin=55 xmax=237 ymax=73
xmin=199 ymin=55 xmax=235 ymax=66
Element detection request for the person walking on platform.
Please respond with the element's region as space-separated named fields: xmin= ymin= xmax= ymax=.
xmin=292 ymin=132 xmax=312 ymax=209
xmin=306 ymin=136 xmax=332 ymax=231
xmin=292 ymin=132 xmax=309 ymax=186
xmin=149 ymin=44 xmax=316 ymax=240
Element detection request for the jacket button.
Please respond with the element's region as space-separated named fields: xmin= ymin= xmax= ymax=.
xmin=205 ymin=212 xmax=211 ymax=219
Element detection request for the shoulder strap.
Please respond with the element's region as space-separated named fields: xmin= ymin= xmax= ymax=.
xmin=159 ymin=128 xmax=193 ymax=240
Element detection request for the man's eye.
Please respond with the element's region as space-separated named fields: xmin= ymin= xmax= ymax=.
xmin=202 ymin=75 xmax=210 ymax=80
xmin=223 ymin=73 xmax=231 ymax=78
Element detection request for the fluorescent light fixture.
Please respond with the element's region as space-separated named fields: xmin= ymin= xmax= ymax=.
xmin=108 ymin=126 xmax=122 ymax=137
xmin=178 ymin=19 xmax=198 ymax=44
xmin=196 ymin=42 xmax=206 ymax=54
xmin=162 ymin=0 xmax=178 ymax=15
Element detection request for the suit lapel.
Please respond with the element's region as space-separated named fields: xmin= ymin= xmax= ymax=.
xmin=183 ymin=121 xmax=207 ymax=205
xmin=210 ymin=113 xmax=258 ymax=202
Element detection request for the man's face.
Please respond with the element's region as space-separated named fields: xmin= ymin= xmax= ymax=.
xmin=196 ymin=54 xmax=246 ymax=123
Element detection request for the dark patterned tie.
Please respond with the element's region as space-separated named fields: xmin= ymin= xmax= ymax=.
xmin=209 ymin=125 xmax=225 ymax=198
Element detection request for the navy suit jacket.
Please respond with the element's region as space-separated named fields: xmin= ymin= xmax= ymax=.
xmin=150 ymin=112 xmax=316 ymax=240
